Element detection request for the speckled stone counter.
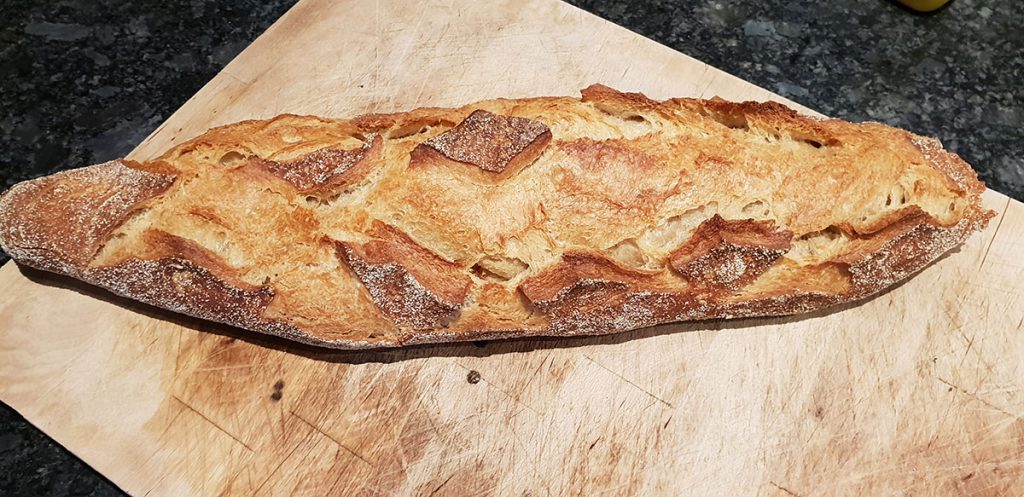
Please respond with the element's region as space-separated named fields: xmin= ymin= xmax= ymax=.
xmin=1 ymin=0 xmax=1021 ymax=494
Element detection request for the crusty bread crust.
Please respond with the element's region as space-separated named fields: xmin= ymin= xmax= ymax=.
xmin=0 ymin=86 xmax=994 ymax=349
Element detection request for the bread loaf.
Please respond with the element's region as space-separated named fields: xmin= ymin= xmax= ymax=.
xmin=0 ymin=85 xmax=993 ymax=349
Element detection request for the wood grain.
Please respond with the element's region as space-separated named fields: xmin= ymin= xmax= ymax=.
xmin=1 ymin=0 xmax=1022 ymax=495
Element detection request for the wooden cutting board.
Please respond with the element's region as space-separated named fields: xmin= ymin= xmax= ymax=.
xmin=2 ymin=0 xmax=1022 ymax=495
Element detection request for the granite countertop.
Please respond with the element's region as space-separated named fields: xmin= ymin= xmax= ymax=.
xmin=1 ymin=0 xmax=1021 ymax=494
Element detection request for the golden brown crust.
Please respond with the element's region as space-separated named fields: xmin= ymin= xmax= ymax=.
xmin=0 ymin=86 xmax=995 ymax=349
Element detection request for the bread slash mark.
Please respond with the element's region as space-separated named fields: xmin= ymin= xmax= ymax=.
xmin=669 ymin=215 xmax=792 ymax=291
xmin=244 ymin=136 xmax=381 ymax=197
xmin=518 ymin=252 xmax=683 ymax=334
xmin=332 ymin=222 xmax=472 ymax=330
xmin=412 ymin=110 xmax=551 ymax=182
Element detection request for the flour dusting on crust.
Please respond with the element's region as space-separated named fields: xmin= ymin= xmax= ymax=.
xmin=0 ymin=160 xmax=175 ymax=274
xmin=423 ymin=110 xmax=550 ymax=173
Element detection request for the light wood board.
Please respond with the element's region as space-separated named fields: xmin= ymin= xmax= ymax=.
xmin=2 ymin=0 xmax=1023 ymax=495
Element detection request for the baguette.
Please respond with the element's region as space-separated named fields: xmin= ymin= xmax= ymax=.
xmin=0 ymin=85 xmax=993 ymax=349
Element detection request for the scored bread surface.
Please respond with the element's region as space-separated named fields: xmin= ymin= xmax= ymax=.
xmin=0 ymin=85 xmax=994 ymax=348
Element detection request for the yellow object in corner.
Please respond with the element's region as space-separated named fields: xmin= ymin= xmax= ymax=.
xmin=897 ymin=0 xmax=952 ymax=12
